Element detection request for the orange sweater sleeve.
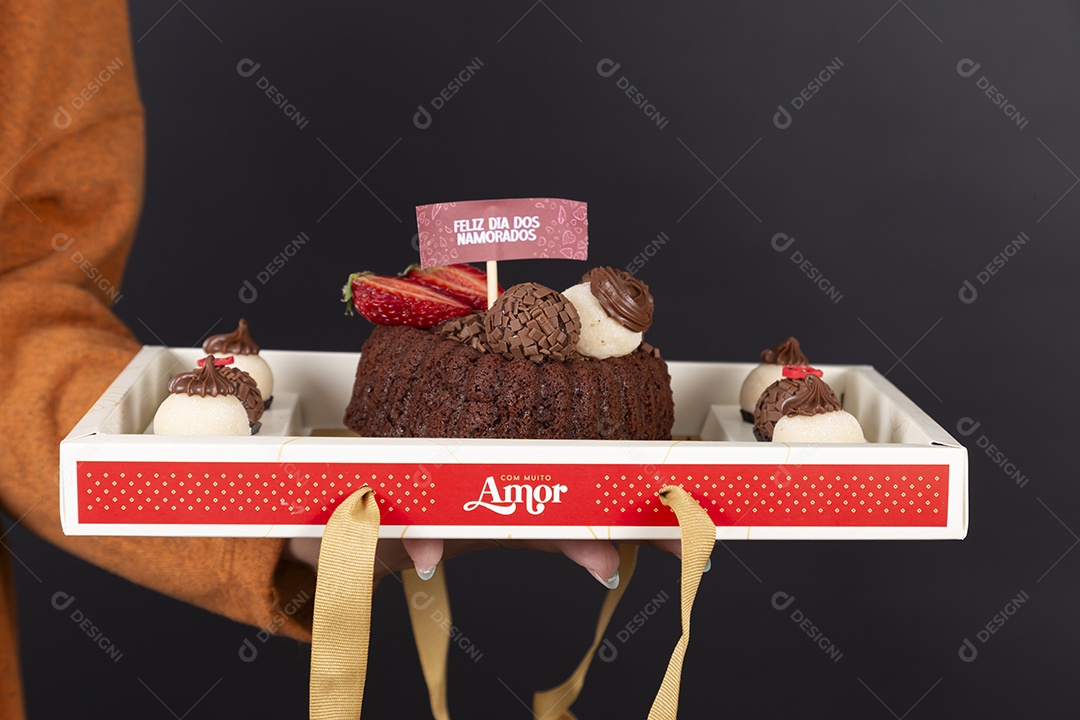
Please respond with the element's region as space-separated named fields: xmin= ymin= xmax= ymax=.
xmin=0 ymin=1 xmax=314 ymax=687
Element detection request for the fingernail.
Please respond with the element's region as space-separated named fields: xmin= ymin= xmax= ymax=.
xmin=589 ymin=569 xmax=620 ymax=590
xmin=703 ymin=558 xmax=712 ymax=573
xmin=416 ymin=566 xmax=436 ymax=581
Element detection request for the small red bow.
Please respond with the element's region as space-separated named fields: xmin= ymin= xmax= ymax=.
xmin=782 ymin=365 xmax=822 ymax=379
xmin=197 ymin=355 xmax=235 ymax=367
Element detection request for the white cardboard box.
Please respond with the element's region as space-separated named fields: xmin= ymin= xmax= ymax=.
xmin=60 ymin=347 xmax=967 ymax=540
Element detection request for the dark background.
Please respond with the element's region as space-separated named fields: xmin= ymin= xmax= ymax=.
xmin=6 ymin=1 xmax=1078 ymax=717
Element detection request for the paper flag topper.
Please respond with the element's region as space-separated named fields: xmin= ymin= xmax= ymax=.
xmin=415 ymin=198 xmax=588 ymax=268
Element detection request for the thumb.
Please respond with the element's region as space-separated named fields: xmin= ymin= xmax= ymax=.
xmin=554 ymin=539 xmax=621 ymax=589
xmin=402 ymin=537 xmax=444 ymax=580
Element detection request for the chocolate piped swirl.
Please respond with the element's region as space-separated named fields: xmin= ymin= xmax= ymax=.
xmin=760 ymin=336 xmax=808 ymax=365
xmin=781 ymin=374 xmax=841 ymax=416
xmin=582 ymin=266 xmax=654 ymax=333
xmin=169 ymin=356 xmax=237 ymax=398
xmin=204 ymin=318 xmax=261 ymax=355
xmin=169 ymin=356 xmax=265 ymax=427
xmin=753 ymin=374 xmax=841 ymax=441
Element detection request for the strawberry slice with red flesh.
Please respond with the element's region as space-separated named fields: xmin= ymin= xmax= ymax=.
xmin=402 ymin=263 xmax=501 ymax=311
xmin=344 ymin=272 xmax=471 ymax=327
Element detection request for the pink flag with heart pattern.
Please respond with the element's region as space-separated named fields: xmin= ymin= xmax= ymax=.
xmin=416 ymin=198 xmax=588 ymax=268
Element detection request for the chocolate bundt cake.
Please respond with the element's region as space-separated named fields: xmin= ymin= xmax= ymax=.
xmin=344 ymin=324 xmax=673 ymax=440
xmin=343 ymin=269 xmax=674 ymax=440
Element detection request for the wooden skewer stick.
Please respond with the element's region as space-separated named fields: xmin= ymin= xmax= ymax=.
xmin=486 ymin=260 xmax=499 ymax=309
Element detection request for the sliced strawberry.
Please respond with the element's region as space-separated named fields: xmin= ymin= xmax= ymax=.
xmin=343 ymin=272 xmax=471 ymax=328
xmin=402 ymin=263 xmax=501 ymax=311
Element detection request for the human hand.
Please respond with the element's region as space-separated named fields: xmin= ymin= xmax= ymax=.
xmin=286 ymin=536 xmax=704 ymax=589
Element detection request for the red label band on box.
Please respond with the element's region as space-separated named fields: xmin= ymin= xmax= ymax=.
xmin=77 ymin=461 xmax=949 ymax=528
xmin=416 ymin=198 xmax=588 ymax=268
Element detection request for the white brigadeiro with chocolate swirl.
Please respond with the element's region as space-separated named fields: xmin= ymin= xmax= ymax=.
xmin=202 ymin=318 xmax=274 ymax=402
xmin=772 ymin=411 xmax=866 ymax=443
xmin=154 ymin=356 xmax=264 ymax=435
xmin=753 ymin=366 xmax=865 ymax=443
xmin=563 ymin=266 xmax=654 ymax=359
xmin=739 ymin=337 xmax=810 ymax=421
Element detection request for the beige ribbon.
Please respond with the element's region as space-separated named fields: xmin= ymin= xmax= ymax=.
xmin=309 ymin=486 xmax=380 ymax=720
xmin=403 ymin=567 xmax=452 ymax=720
xmin=532 ymin=543 xmax=641 ymax=720
xmin=309 ymin=484 xmax=715 ymax=720
xmin=648 ymin=485 xmax=716 ymax=720
xmin=531 ymin=484 xmax=715 ymax=720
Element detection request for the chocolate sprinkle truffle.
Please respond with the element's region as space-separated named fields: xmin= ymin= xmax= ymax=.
xmin=484 ymin=283 xmax=581 ymax=363
xmin=437 ymin=313 xmax=489 ymax=353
